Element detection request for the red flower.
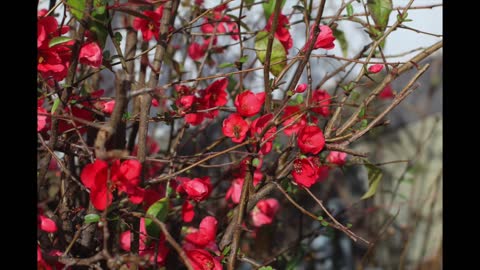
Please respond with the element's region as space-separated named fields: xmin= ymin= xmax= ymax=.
xmin=292 ymin=157 xmax=323 ymax=188
xmin=120 ymin=218 xmax=169 ymax=265
xmin=184 ymin=216 xmax=218 ymax=248
xmin=79 ymin=42 xmax=103 ymax=68
xmin=177 ymin=177 xmax=212 ymax=202
xmin=368 ymin=64 xmax=384 ymax=73
xmin=234 ymin=90 xmax=266 ymax=117
xmin=182 ymin=200 xmax=195 ymax=222
xmin=297 ymin=125 xmax=325 ymax=155
xmin=199 ymin=78 xmax=229 ymax=118
xmin=37 ymin=246 xmax=52 ymax=270
xmin=188 ymin=42 xmax=207 ymax=61
xmin=222 ymin=113 xmax=249 ymax=143
xmin=250 ymin=113 xmax=277 ymax=155
xmin=186 ymin=249 xmax=223 ymax=270
xmin=304 ymin=24 xmax=336 ymax=50
xmin=379 ymin=84 xmax=395 ymax=99
xmin=38 ymin=106 xmax=48 ymax=132
xmin=251 ymin=198 xmax=279 ymax=227
xmin=37 ymin=15 xmax=71 ymax=83
xmin=310 ymin=89 xmax=331 ymax=117
xmin=38 ymin=215 xmax=57 ymax=233
xmin=101 ymin=100 xmax=115 ymax=114
xmin=295 ymin=83 xmax=307 ymax=93
xmin=200 ymin=5 xmax=239 ymax=41
xmin=265 ymin=13 xmax=292 ymax=52
xmin=326 ymin=151 xmax=347 ymax=166
xmin=177 ymin=95 xmax=195 ymax=112
xmin=133 ymin=5 xmax=164 ymax=41
xmin=80 ymin=159 xmax=145 ymax=210
xmin=225 ymin=171 xmax=262 ymax=204
xmin=282 ymin=105 xmax=307 ymax=136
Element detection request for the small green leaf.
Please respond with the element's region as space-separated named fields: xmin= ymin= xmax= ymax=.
xmin=262 ymin=0 xmax=287 ymax=21
xmin=84 ymin=214 xmax=100 ymax=224
xmin=361 ymin=163 xmax=383 ymax=199
xmin=252 ymin=158 xmax=260 ymax=168
xmin=245 ymin=0 xmax=254 ymax=9
xmin=317 ymin=216 xmax=323 ymax=221
xmin=145 ymin=198 xmax=169 ymax=238
xmin=114 ymin=32 xmax=123 ymax=44
xmin=359 ymin=107 xmax=366 ymax=118
xmin=350 ymin=91 xmax=360 ymax=101
xmin=360 ymin=119 xmax=368 ymax=129
xmin=347 ymin=223 xmax=353 ymax=228
xmin=333 ymin=28 xmax=348 ymax=57
xmin=321 ymin=221 xmax=329 ymax=227
xmin=346 ymin=4 xmax=354 ymax=17
xmin=367 ymin=0 xmax=393 ymax=32
xmin=238 ymin=55 xmax=249 ymax=64
xmin=66 ymin=0 xmax=85 ymax=20
xmin=51 ymin=98 xmax=60 ymax=114
xmin=218 ymin=62 xmax=236 ymax=68
xmin=295 ymin=94 xmax=304 ymax=104
xmin=255 ymin=31 xmax=287 ymax=77
xmin=49 ymin=37 xmax=73 ymax=48
xmin=259 ymin=267 xmax=273 ymax=270
xmin=222 ymin=245 xmax=231 ymax=256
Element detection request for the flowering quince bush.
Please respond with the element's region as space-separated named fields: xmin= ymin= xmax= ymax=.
xmin=37 ymin=0 xmax=442 ymax=269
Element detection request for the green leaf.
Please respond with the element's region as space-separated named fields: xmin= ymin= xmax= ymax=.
xmin=262 ymin=0 xmax=287 ymax=22
xmin=321 ymin=221 xmax=329 ymax=227
xmin=49 ymin=37 xmax=73 ymax=48
xmin=350 ymin=91 xmax=360 ymax=101
xmin=66 ymin=0 xmax=85 ymax=20
xmin=145 ymin=198 xmax=169 ymax=238
xmin=238 ymin=55 xmax=249 ymax=64
xmin=114 ymin=32 xmax=123 ymax=44
xmin=252 ymin=158 xmax=260 ymax=168
xmin=333 ymin=28 xmax=348 ymax=57
xmin=359 ymin=107 xmax=365 ymax=118
xmin=222 ymin=245 xmax=231 ymax=256
xmin=317 ymin=216 xmax=323 ymax=221
xmin=361 ymin=163 xmax=383 ymax=199
xmin=255 ymin=31 xmax=287 ymax=77
xmin=84 ymin=214 xmax=100 ymax=224
xmin=295 ymin=94 xmax=304 ymax=104
xmin=51 ymin=98 xmax=60 ymax=114
xmin=367 ymin=0 xmax=393 ymax=32
xmin=360 ymin=119 xmax=368 ymax=129
xmin=218 ymin=62 xmax=236 ymax=69
xmin=346 ymin=4 xmax=354 ymax=17
xmin=259 ymin=267 xmax=273 ymax=270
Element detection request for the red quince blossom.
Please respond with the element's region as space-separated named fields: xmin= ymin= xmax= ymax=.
xmin=222 ymin=113 xmax=249 ymax=143
xmin=292 ymin=156 xmax=324 ymax=188
xmin=265 ymin=13 xmax=292 ymax=52
xmin=38 ymin=215 xmax=57 ymax=233
xmin=58 ymin=102 xmax=95 ymax=135
xmin=101 ymin=100 xmax=115 ymax=114
xmin=120 ymin=218 xmax=169 ymax=265
xmin=177 ymin=176 xmax=212 ymax=202
xmin=200 ymin=4 xmax=239 ymax=41
xmin=326 ymin=151 xmax=347 ymax=166
xmin=80 ymin=159 xmax=145 ymax=210
xmin=186 ymin=249 xmax=223 ymax=270
xmin=225 ymin=170 xmax=262 ymax=204
xmin=368 ymin=64 xmax=384 ymax=73
xmin=379 ymin=84 xmax=395 ymax=99
xmin=189 ymin=42 xmax=207 ymax=61
xmin=182 ymin=200 xmax=195 ymax=222
xmin=310 ymin=89 xmax=331 ymax=117
xmin=295 ymin=83 xmax=307 ymax=93
xmin=79 ymin=42 xmax=103 ymax=68
xmin=297 ymin=125 xmax=325 ymax=155
xmin=184 ymin=216 xmax=218 ymax=249
xmin=37 ymin=246 xmax=51 ymax=270
xmin=38 ymin=105 xmax=48 ymax=132
xmin=200 ymin=78 xmax=229 ymax=117
xmin=282 ymin=105 xmax=309 ymax=136
xmin=37 ymin=15 xmax=72 ymax=83
xmin=304 ymin=24 xmax=336 ymax=50
xmin=251 ymin=198 xmax=279 ymax=227
xmin=133 ymin=5 xmax=164 ymax=41
xmin=234 ymin=90 xmax=266 ymax=117
xmin=250 ymin=113 xmax=277 ymax=155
